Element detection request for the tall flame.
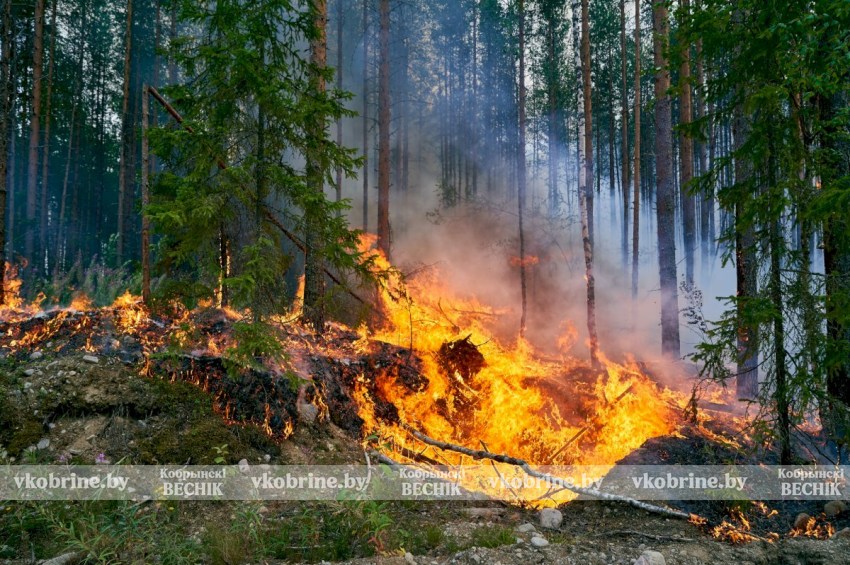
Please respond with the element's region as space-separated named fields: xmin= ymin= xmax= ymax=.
xmin=353 ymin=235 xmax=681 ymax=504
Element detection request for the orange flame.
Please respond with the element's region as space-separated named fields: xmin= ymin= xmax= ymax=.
xmin=352 ymin=235 xmax=681 ymax=505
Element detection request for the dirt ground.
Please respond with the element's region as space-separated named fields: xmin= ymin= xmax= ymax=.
xmin=1 ymin=346 xmax=849 ymax=564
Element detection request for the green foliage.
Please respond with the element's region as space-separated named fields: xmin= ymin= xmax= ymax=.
xmin=0 ymin=501 xmax=202 ymax=564
xmin=222 ymin=321 xmax=286 ymax=375
xmin=686 ymin=0 xmax=850 ymax=455
xmin=147 ymin=0 xmax=369 ymax=322
xmin=469 ymin=525 xmax=516 ymax=548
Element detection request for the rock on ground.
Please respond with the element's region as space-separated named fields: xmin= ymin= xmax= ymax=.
xmin=538 ymin=508 xmax=563 ymax=530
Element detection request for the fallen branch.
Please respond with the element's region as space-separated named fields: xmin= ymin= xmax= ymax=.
xmin=401 ymin=424 xmax=694 ymax=520
xmin=593 ymin=530 xmax=696 ymax=542
xmin=545 ymin=384 xmax=635 ymax=464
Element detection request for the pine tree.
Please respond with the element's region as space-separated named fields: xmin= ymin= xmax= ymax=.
xmin=653 ymin=0 xmax=680 ymax=358
xmin=148 ymin=0 xmax=362 ymax=320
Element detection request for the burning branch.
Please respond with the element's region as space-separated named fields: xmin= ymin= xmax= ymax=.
xmin=401 ymin=424 xmax=695 ymax=521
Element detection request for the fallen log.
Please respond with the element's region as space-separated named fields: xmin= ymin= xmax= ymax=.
xmin=401 ymin=424 xmax=694 ymax=520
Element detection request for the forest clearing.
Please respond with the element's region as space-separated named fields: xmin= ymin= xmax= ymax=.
xmin=1 ymin=0 xmax=849 ymax=563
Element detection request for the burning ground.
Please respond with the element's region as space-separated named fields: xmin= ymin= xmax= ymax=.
xmin=0 ymin=253 xmax=849 ymax=563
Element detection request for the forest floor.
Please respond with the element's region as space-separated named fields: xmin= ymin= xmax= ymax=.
xmin=1 ymin=338 xmax=849 ymax=563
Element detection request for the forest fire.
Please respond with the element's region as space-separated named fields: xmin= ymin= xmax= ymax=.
xmin=1 ymin=246 xmax=684 ymax=507
xmin=350 ymin=236 xmax=683 ymax=504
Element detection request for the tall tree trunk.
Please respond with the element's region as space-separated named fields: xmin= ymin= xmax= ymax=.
xmin=573 ymin=0 xmax=599 ymax=366
xmin=582 ymin=0 xmax=594 ymax=245
xmin=141 ymin=85 xmax=150 ymax=304
xmin=547 ymin=12 xmax=558 ymax=217
xmin=470 ymin=5 xmax=477 ymax=197
xmin=304 ymin=0 xmax=328 ymax=331
xmin=517 ymin=0 xmax=528 ymax=337
xmin=335 ymin=0 xmax=343 ymax=204
xmin=38 ymin=0 xmax=56 ymax=274
xmin=361 ymin=0 xmax=369 ymax=232
xmin=25 ymin=0 xmax=45 ymax=266
xmin=819 ymin=94 xmax=850 ymax=443
xmin=169 ymin=2 xmax=177 ymax=84
xmin=0 ymin=0 xmax=12 ymax=303
xmin=653 ymin=0 xmax=680 ymax=358
xmin=695 ymin=37 xmax=710 ymax=271
xmin=117 ymin=0 xmax=134 ymax=266
xmin=631 ymin=0 xmax=641 ymax=299
xmin=376 ymin=0 xmax=390 ymax=257
xmin=733 ymin=99 xmax=758 ymax=400
xmin=678 ymin=0 xmax=695 ymax=284
xmin=764 ymin=131 xmax=791 ymax=464
xmin=620 ymin=0 xmax=629 ymax=270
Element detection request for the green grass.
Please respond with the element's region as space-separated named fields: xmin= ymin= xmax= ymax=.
xmin=469 ymin=525 xmax=517 ymax=548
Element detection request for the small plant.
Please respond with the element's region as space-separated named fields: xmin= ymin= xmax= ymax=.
xmin=222 ymin=321 xmax=286 ymax=376
xmin=469 ymin=525 xmax=516 ymax=548
xmin=211 ymin=444 xmax=229 ymax=464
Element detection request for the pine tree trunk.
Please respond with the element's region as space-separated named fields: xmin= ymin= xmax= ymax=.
xmin=678 ymin=0 xmax=695 ymax=284
xmin=117 ymin=0 xmax=134 ymax=266
xmin=38 ymin=0 xmax=56 ymax=274
xmin=517 ymin=0 xmax=528 ymax=337
xmin=547 ymin=14 xmax=558 ymax=217
xmin=653 ymin=0 xmax=680 ymax=358
xmin=582 ymin=0 xmax=594 ymax=246
xmin=0 ymin=0 xmax=12 ymax=303
xmin=376 ymin=0 xmax=390 ymax=257
xmin=818 ymin=94 xmax=850 ymax=441
xmin=25 ymin=0 xmax=45 ymax=266
xmin=169 ymin=4 xmax=177 ymax=84
xmin=733 ymin=100 xmax=758 ymax=400
xmin=141 ymin=85 xmax=150 ymax=304
xmin=620 ymin=0 xmax=629 ymax=270
xmin=695 ymin=38 xmax=710 ymax=271
xmin=335 ymin=0 xmax=343 ymax=204
xmin=631 ymin=0 xmax=641 ymax=299
xmin=361 ymin=0 xmax=369 ymax=232
xmin=573 ymin=0 xmax=599 ymax=366
xmin=304 ymin=0 xmax=328 ymax=331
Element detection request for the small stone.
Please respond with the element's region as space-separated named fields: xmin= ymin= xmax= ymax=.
xmin=794 ymin=512 xmax=812 ymax=530
xmin=832 ymin=527 xmax=850 ymax=540
xmin=404 ymin=552 xmax=416 ymax=565
xmin=825 ymin=500 xmax=847 ymax=518
xmin=264 ymin=454 xmax=271 ymax=462
xmin=30 ymin=351 xmax=43 ymax=360
xmin=238 ymin=459 xmax=250 ymax=473
xmin=23 ymin=381 xmax=33 ymax=388
xmin=530 ymin=536 xmax=549 ymax=548
xmin=82 ymin=355 xmax=99 ymax=364
xmin=297 ymin=401 xmax=319 ymax=424
xmin=634 ymin=550 xmax=666 ymax=565
xmin=538 ymin=508 xmax=563 ymax=530
xmin=37 ymin=439 xmax=50 ymax=450
xmin=517 ymin=522 xmax=536 ymax=533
